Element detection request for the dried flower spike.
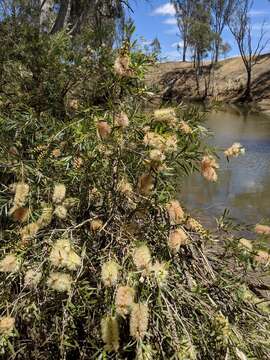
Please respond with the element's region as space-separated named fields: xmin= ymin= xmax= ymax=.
xmin=114 ymin=54 xmax=131 ymax=77
xmin=138 ymin=173 xmax=154 ymax=195
xmin=255 ymin=224 xmax=270 ymax=235
xmin=101 ymin=260 xmax=119 ymax=287
xmin=166 ymin=200 xmax=184 ymax=225
xmin=0 ymin=316 xmax=15 ymax=336
xmin=101 ymin=316 xmax=120 ymax=352
xmin=168 ymin=229 xmax=189 ymax=254
xmin=133 ymin=245 xmax=151 ymax=270
xmin=201 ymin=155 xmax=219 ymax=182
xmin=90 ymin=219 xmax=103 ymax=231
xmin=20 ymin=222 xmax=40 ymax=243
xmin=254 ymin=250 xmax=270 ymax=265
xmin=130 ymin=303 xmax=149 ymax=340
xmin=52 ymin=183 xmax=66 ymax=204
xmin=9 ymin=182 xmax=29 ymax=215
xmin=115 ymin=111 xmax=129 ymax=128
xmin=0 ymin=254 xmax=20 ymax=273
xmin=12 ymin=207 xmax=29 ymax=223
xmin=115 ymin=286 xmax=135 ymax=316
xmin=97 ymin=121 xmax=112 ymax=140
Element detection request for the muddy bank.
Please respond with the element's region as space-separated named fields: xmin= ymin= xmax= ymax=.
xmin=145 ymin=54 xmax=270 ymax=114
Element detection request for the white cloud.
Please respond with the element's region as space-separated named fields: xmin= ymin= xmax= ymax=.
xmin=163 ymin=17 xmax=177 ymax=25
xmin=152 ymin=3 xmax=175 ymax=16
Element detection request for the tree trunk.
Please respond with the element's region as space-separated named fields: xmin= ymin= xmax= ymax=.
xmin=50 ymin=0 xmax=71 ymax=34
xmin=243 ymin=69 xmax=252 ymax=101
xmin=214 ymin=40 xmax=219 ymax=63
xmin=182 ymin=38 xmax=187 ymax=62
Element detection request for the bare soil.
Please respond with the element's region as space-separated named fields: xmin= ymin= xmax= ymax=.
xmin=145 ymin=54 xmax=270 ymax=114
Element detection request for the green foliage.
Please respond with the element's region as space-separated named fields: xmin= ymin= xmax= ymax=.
xmin=0 ymin=7 xmax=269 ymax=360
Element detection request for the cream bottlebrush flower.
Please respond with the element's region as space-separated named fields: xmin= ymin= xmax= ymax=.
xmin=37 ymin=205 xmax=53 ymax=228
xmin=143 ymin=132 xmax=164 ymax=149
xmin=179 ymin=120 xmax=192 ymax=134
xmin=133 ymin=245 xmax=151 ymax=270
xmin=115 ymin=111 xmax=129 ymax=128
xmin=47 ymin=272 xmax=73 ymax=292
xmin=101 ymin=260 xmax=119 ymax=287
xmin=254 ymin=250 xmax=270 ymax=265
xmin=238 ymin=238 xmax=253 ymax=251
xmin=54 ymin=205 xmax=68 ymax=219
xmin=163 ymin=134 xmax=178 ymax=153
xmin=224 ymin=143 xmax=245 ymax=157
xmin=153 ymin=108 xmax=177 ymax=126
xmin=137 ymin=173 xmax=154 ymax=195
xmin=0 ymin=254 xmax=20 ymax=273
xmin=9 ymin=182 xmax=29 ymax=215
xmin=24 ymin=269 xmax=42 ymax=288
xmin=255 ymin=224 xmax=270 ymax=235
xmin=52 ymin=183 xmax=66 ymax=204
xmin=101 ymin=316 xmax=120 ymax=352
xmin=68 ymin=99 xmax=79 ymax=111
xmin=168 ymin=229 xmax=189 ymax=253
xmin=185 ymin=217 xmax=204 ymax=233
xmin=130 ymin=303 xmax=149 ymax=340
xmin=151 ymin=260 xmax=168 ymax=286
xmin=49 ymin=238 xmax=81 ymax=271
xmin=90 ymin=219 xmax=103 ymax=231
xmin=114 ymin=54 xmax=131 ymax=77
xmin=115 ymin=286 xmax=135 ymax=316
xmin=149 ymin=149 xmax=165 ymax=163
xmin=201 ymin=155 xmax=219 ymax=182
xmin=97 ymin=121 xmax=112 ymax=140
xmin=20 ymin=222 xmax=40 ymax=242
xmin=166 ymin=200 xmax=185 ymax=225
xmin=52 ymin=148 xmax=61 ymax=158
xmin=117 ymin=179 xmax=133 ymax=195
xmin=0 ymin=316 xmax=15 ymax=336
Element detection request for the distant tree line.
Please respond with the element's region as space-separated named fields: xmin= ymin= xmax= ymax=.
xmin=171 ymin=0 xmax=269 ymax=101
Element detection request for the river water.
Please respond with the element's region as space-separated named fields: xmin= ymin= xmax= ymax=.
xmin=181 ymin=105 xmax=270 ymax=225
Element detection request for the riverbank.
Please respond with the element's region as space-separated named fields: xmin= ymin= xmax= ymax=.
xmin=146 ymin=54 xmax=270 ymax=114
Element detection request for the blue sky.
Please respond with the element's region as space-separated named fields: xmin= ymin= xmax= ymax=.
xmin=129 ymin=0 xmax=270 ymax=61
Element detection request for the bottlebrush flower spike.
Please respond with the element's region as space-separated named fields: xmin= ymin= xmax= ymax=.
xmin=9 ymin=182 xmax=29 ymax=215
xmin=130 ymin=303 xmax=149 ymax=340
xmin=101 ymin=316 xmax=120 ymax=352
xmin=115 ymin=286 xmax=135 ymax=316
xmin=101 ymin=260 xmax=119 ymax=287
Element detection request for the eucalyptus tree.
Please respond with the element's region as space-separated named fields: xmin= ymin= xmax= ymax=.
xmin=210 ymin=0 xmax=235 ymax=62
xmin=228 ymin=0 xmax=269 ymax=101
xmin=171 ymin=0 xmax=194 ymax=62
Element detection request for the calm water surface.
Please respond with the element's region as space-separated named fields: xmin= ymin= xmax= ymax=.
xmin=181 ymin=106 xmax=270 ymax=224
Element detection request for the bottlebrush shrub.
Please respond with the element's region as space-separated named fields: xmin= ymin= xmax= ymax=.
xmin=0 ymin=34 xmax=269 ymax=360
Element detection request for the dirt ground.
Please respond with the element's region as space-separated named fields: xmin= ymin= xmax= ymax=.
xmin=145 ymin=54 xmax=270 ymax=114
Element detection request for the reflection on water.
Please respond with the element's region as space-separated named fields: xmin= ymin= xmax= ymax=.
xmin=181 ymin=105 xmax=270 ymax=224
